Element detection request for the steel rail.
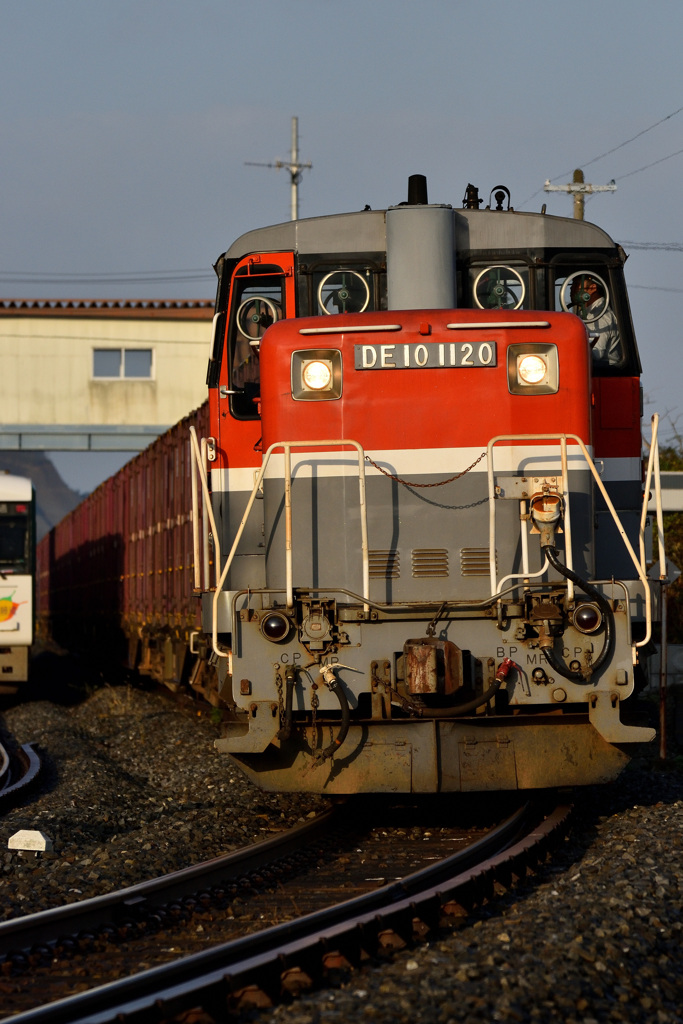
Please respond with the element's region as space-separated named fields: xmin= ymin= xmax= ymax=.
xmin=0 ymin=739 xmax=9 ymax=790
xmin=6 ymin=800 xmax=572 ymax=1024
xmin=0 ymin=742 xmax=42 ymax=811
xmin=0 ymin=806 xmax=339 ymax=958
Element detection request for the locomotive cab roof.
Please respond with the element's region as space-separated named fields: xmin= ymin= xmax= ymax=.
xmin=222 ymin=201 xmax=621 ymax=263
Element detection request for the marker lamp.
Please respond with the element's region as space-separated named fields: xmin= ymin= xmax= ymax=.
xmin=571 ymin=602 xmax=603 ymax=635
xmin=260 ymin=611 xmax=292 ymax=643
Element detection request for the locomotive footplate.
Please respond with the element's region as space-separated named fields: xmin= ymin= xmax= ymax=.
xmin=216 ymin=713 xmax=651 ymax=794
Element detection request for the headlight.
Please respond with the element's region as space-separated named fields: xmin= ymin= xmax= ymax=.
xmin=302 ymin=360 xmax=333 ymax=390
xmin=291 ymin=349 xmax=343 ymax=401
xmin=507 ymin=344 xmax=558 ymax=395
xmin=518 ymin=354 xmax=547 ymax=384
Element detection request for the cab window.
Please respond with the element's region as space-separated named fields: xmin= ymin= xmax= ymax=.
xmin=299 ymin=261 xmax=386 ymax=317
xmin=228 ymin=265 xmax=287 ymax=419
xmin=554 ymin=265 xmax=623 ymax=369
xmin=0 ymin=508 xmax=30 ymax=572
xmin=467 ymin=263 xmax=531 ymax=311
xmin=314 ymin=268 xmax=374 ymax=314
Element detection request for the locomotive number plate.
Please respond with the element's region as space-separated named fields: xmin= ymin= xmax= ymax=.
xmin=354 ymin=341 xmax=497 ymax=370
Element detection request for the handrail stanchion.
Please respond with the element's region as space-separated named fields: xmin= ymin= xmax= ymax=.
xmin=189 ymin=426 xmax=221 ymax=588
xmin=190 ymin=433 xmax=201 ymax=591
xmin=486 ymin=442 xmax=498 ymax=596
xmin=200 ymin=437 xmax=210 ymax=590
xmin=648 ymin=414 xmax=668 ymax=760
xmin=357 ymin=447 xmax=370 ymax=614
xmin=640 ymin=414 xmax=659 ymax=573
xmin=560 ymin=437 xmax=574 ymax=603
xmin=284 ymin=444 xmax=294 ymax=610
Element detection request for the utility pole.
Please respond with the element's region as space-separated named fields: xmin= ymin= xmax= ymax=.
xmin=543 ymin=168 xmax=616 ymax=220
xmin=246 ymin=116 xmax=312 ymax=221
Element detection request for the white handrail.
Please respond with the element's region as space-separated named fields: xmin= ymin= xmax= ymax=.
xmin=640 ymin=414 xmax=666 ymax=580
xmin=209 ymin=439 xmax=370 ymax=661
xmin=201 ymin=437 xmax=211 ymax=590
xmin=189 ymin=426 xmax=221 ymax=592
xmin=560 ymin=437 xmax=575 ymax=603
xmin=190 ymin=434 xmax=200 ymax=591
xmin=487 ymin=432 xmax=657 ymax=649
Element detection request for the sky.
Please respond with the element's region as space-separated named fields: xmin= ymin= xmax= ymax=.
xmin=2 ymin=0 xmax=682 ymax=491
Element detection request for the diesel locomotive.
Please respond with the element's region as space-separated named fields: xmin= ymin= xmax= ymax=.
xmin=188 ymin=176 xmax=662 ymax=793
xmin=37 ymin=176 xmax=663 ymax=793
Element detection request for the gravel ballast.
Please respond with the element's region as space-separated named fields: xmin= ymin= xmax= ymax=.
xmin=0 ymin=684 xmax=327 ymax=921
xmin=1 ymin=684 xmax=682 ymax=1023
xmin=268 ymin=764 xmax=683 ymax=1024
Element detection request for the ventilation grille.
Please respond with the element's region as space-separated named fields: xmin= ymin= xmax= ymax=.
xmin=460 ymin=547 xmax=495 ymax=576
xmin=411 ymin=548 xmax=449 ymax=578
xmin=369 ymin=550 xmax=400 ymax=579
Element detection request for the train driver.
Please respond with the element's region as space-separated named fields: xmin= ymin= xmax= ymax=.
xmin=569 ymin=274 xmax=621 ymax=367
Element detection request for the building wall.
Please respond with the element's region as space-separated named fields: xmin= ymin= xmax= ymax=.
xmin=0 ymin=300 xmax=213 ymax=427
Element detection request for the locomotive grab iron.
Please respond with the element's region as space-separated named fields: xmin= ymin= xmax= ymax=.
xmin=188 ymin=175 xmax=663 ymax=792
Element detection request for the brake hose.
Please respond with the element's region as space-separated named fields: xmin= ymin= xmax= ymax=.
xmin=542 ymin=544 xmax=614 ymax=683
xmin=315 ymin=666 xmax=351 ymax=762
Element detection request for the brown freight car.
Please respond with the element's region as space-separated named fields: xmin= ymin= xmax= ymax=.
xmin=36 ymin=402 xmax=218 ymax=701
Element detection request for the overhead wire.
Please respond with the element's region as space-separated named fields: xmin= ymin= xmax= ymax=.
xmin=550 ymin=105 xmax=683 ymax=183
xmin=629 ymin=284 xmax=683 ymax=293
xmin=617 ymin=146 xmax=683 ymax=181
xmin=518 ymin=104 xmax=683 ymax=208
xmin=620 ymin=242 xmax=683 ymax=252
xmin=3 ymin=113 xmax=683 ymax=292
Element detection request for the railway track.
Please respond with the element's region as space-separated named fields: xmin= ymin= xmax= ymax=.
xmin=1 ymin=796 xmax=572 ymax=1023
xmin=0 ymin=739 xmax=42 ymax=812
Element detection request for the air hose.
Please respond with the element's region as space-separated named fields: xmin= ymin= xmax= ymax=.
xmin=402 ymin=657 xmax=515 ymax=718
xmin=542 ymin=544 xmax=614 ymax=682
xmin=315 ymin=666 xmax=351 ymax=762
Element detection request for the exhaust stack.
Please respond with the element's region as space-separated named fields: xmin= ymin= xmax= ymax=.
xmin=386 ymin=176 xmax=456 ymax=310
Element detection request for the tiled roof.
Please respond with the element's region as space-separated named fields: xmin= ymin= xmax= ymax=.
xmin=0 ymin=298 xmax=214 ymax=320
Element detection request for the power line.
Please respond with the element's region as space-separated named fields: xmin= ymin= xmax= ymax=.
xmin=626 ymin=284 xmax=683 ymax=292
xmin=550 ymin=105 xmax=683 ymax=183
xmin=518 ymin=104 xmax=683 ymax=208
xmin=618 ymin=146 xmax=683 ymax=181
xmin=620 ymin=241 xmax=683 ymax=251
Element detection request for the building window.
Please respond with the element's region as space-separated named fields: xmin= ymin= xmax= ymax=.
xmin=93 ymin=348 xmax=154 ymax=379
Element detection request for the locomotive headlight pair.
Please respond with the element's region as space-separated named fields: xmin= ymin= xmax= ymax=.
xmin=507 ymin=343 xmax=559 ymax=395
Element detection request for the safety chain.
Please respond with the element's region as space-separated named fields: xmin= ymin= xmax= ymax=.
xmin=426 ymin=602 xmax=447 ymax=637
xmin=364 ymin=450 xmax=487 ymax=489
xmin=310 ymin=680 xmax=319 ymax=740
xmin=274 ymin=665 xmax=285 ymax=729
xmin=388 ymin=686 xmax=424 ymax=717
